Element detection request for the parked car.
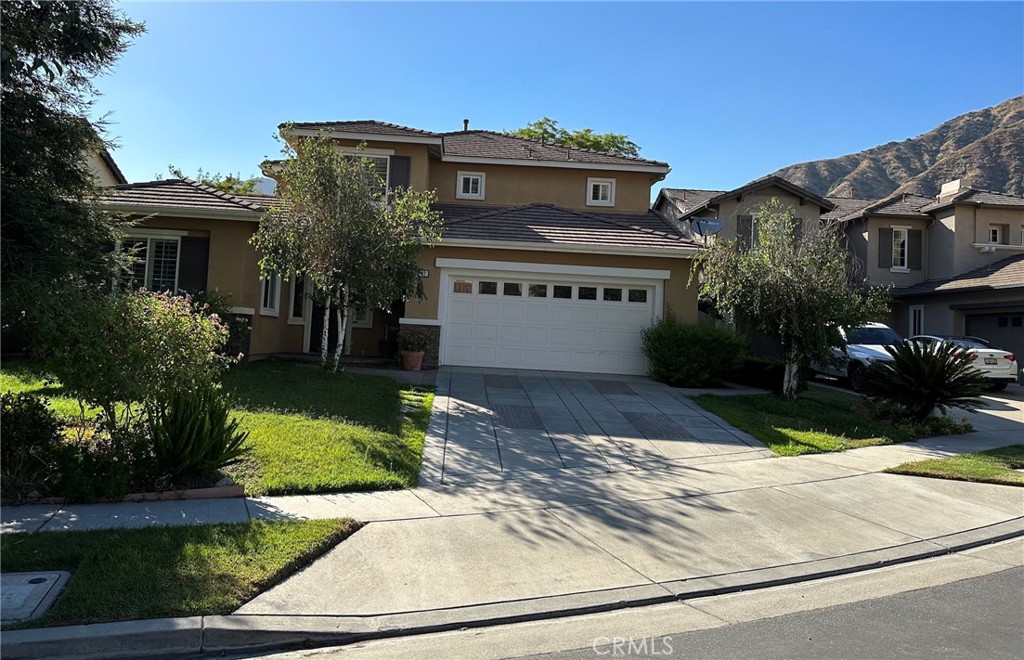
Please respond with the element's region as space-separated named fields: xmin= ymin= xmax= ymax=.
xmin=814 ymin=322 xmax=904 ymax=392
xmin=908 ymin=335 xmax=1019 ymax=391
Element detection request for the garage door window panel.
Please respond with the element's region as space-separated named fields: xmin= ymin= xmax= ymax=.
xmin=453 ymin=280 xmax=473 ymax=294
xmin=503 ymin=282 xmax=522 ymax=296
xmin=578 ymin=286 xmax=597 ymax=301
xmin=479 ymin=281 xmax=498 ymax=295
xmin=603 ymin=288 xmax=623 ymax=302
xmin=528 ymin=284 xmax=548 ymax=298
xmin=628 ymin=289 xmax=648 ymax=303
xmin=553 ymin=285 xmax=572 ymax=299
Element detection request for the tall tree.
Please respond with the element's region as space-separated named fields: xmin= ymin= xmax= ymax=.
xmin=507 ymin=117 xmax=641 ymax=158
xmin=251 ymin=131 xmax=442 ymax=371
xmin=165 ymin=165 xmax=261 ymax=195
xmin=695 ymin=198 xmax=890 ymax=400
xmin=1 ymin=1 xmax=144 ymax=316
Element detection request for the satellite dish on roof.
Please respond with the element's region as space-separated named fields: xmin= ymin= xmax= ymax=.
xmin=691 ymin=218 xmax=723 ymax=237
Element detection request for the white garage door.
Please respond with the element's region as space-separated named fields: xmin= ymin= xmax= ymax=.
xmin=441 ymin=272 xmax=657 ymax=375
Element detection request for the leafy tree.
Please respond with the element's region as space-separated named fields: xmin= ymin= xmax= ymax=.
xmin=251 ymin=131 xmax=443 ymax=371
xmin=165 ymin=165 xmax=261 ymax=195
xmin=1 ymin=1 xmax=144 ymax=317
xmin=507 ymin=117 xmax=641 ymax=158
xmin=695 ymin=198 xmax=890 ymax=400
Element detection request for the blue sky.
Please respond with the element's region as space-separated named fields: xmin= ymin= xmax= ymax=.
xmin=96 ymin=2 xmax=1023 ymax=195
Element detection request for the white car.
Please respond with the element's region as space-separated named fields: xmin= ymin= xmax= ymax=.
xmin=909 ymin=335 xmax=1019 ymax=391
xmin=815 ymin=322 xmax=903 ymax=392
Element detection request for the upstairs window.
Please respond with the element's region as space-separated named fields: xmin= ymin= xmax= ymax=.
xmin=341 ymin=149 xmax=390 ymax=195
xmin=989 ymin=226 xmax=1002 ymax=244
xmin=891 ymin=227 xmax=908 ymax=270
xmin=456 ymin=171 xmax=485 ymax=200
xmin=586 ymin=177 xmax=615 ymax=207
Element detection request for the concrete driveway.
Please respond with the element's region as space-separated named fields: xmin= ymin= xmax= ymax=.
xmin=424 ymin=367 xmax=769 ymax=484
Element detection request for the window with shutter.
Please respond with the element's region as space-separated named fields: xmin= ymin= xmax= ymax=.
xmin=119 ymin=233 xmax=184 ymax=292
xmin=737 ymin=215 xmax=753 ymax=249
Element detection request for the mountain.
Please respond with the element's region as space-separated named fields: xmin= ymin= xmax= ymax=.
xmin=772 ymin=96 xmax=1024 ymax=199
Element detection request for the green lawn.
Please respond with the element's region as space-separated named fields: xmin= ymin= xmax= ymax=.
xmin=0 ymin=519 xmax=358 ymax=628
xmin=886 ymin=445 xmax=1024 ymax=487
xmin=1 ymin=359 xmax=434 ymax=496
xmin=691 ymin=388 xmax=917 ymax=456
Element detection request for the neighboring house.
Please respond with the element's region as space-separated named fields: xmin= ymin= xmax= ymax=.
xmin=838 ymin=180 xmax=1024 ymax=359
xmin=266 ymin=120 xmax=700 ymax=374
xmin=87 ymin=150 xmax=128 ymax=187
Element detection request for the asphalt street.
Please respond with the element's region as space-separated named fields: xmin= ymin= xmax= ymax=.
xmin=531 ymin=567 xmax=1024 ymax=660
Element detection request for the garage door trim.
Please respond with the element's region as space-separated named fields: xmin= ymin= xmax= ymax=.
xmin=435 ymin=257 xmax=671 ymax=281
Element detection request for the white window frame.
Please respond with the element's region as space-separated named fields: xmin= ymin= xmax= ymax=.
xmin=456 ymin=171 xmax=486 ymax=200
xmin=989 ymin=225 xmax=1002 ymax=244
xmin=260 ymin=275 xmax=281 ymax=317
xmin=350 ymin=306 xmax=373 ymax=329
xmin=287 ymin=276 xmax=307 ymax=325
xmin=586 ymin=177 xmax=616 ymax=207
xmin=909 ymin=305 xmax=924 ymax=336
xmin=891 ymin=226 xmax=910 ymax=272
xmin=117 ymin=229 xmax=186 ymax=292
xmin=339 ymin=147 xmax=392 ymax=192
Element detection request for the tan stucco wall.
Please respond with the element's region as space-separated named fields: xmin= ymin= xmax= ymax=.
xmin=279 ymin=137 xmax=432 ymax=192
xmin=712 ymin=188 xmax=826 ymax=241
xmin=430 ymin=162 xmax=654 ymax=212
xmin=87 ymin=153 xmax=120 ymax=187
xmin=861 ymin=216 xmax=931 ymax=288
xmin=405 ymin=245 xmax=697 ymax=323
xmin=136 ymin=215 xmax=304 ymax=359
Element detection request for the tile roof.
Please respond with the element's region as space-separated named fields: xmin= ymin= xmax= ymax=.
xmin=434 ymin=203 xmax=697 ymax=253
xmin=895 ymin=253 xmax=1024 ymax=298
xmin=439 ymin=131 xmax=669 ymax=169
xmin=286 ymin=120 xmax=440 ymax=139
xmin=921 ymin=188 xmax=1024 ymax=212
xmin=99 ymin=179 xmax=267 ymax=215
xmin=658 ymin=189 xmax=724 ymax=216
xmin=842 ymin=192 xmax=933 ymax=221
xmin=658 ymin=176 xmax=835 ymax=221
xmin=823 ymin=196 xmax=875 ymax=221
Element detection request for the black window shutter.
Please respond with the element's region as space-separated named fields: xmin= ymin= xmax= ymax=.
xmin=737 ymin=215 xmax=753 ymax=249
xmin=389 ymin=156 xmax=411 ymax=191
xmin=908 ymin=230 xmax=923 ymax=270
xmin=793 ymin=218 xmax=804 ymax=241
xmin=177 ymin=237 xmax=210 ymax=293
xmin=878 ymin=228 xmax=893 ymax=268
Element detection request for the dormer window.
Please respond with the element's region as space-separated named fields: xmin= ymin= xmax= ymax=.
xmin=456 ymin=171 xmax=485 ymax=200
xmin=586 ymin=177 xmax=615 ymax=207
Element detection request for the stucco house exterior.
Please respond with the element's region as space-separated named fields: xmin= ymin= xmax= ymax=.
xmin=100 ymin=121 xmax=701 ymax=375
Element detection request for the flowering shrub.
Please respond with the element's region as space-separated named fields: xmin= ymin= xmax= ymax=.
xmin=0 ymin=392 xmax=64 ymax=502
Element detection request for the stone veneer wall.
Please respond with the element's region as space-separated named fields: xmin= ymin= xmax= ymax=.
xmin=402 ymin=325 xmax=440 ymax=369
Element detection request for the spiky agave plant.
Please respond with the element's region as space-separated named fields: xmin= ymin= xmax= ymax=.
xmin=860 ymin=340 xmax=987 ymax=422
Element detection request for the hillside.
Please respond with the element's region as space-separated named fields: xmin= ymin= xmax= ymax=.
xmin=773 ymin=96 xmax=1024 ymax=198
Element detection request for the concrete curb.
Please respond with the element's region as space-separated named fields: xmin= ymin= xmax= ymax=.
xmin=3 ymin=518 xmax=1022 ymax=660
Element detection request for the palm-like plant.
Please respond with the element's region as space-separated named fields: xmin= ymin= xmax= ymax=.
xmin=860 ymin=340 xmax=987 ymax=422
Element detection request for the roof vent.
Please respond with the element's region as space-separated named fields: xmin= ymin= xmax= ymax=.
xmin=463 ymin=118 xmax=469 ymax=132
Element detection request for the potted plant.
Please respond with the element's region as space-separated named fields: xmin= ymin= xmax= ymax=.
xmin=398 ymin=328 xmax=430 ymax=371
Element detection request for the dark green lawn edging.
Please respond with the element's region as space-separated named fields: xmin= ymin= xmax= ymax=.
xmin=886 ymin=445 xmax=1024 ymax=487
xmin=1 ymin=359 xmax=435 ymax=497
xmin=0 ymin=519 xmax=359 ymax=628
xmin=221 ymin=361 xmax=434 ymax=495
xmin=690 ymin=388 xmax=918 ymax=456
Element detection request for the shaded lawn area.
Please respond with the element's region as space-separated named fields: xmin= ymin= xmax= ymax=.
xmin=0 ymin=519 xmax=358 ymax=628
xmin=886 ymin=445 xmax=1024 ymax=487
xmin=691 ymin=388 xmax=916 ymax=456
xmin=1 ymin=359 xmax=434 ymax=496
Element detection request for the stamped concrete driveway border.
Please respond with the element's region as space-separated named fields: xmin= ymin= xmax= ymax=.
xmin=422 ymin=367 xmax=770 ymax=485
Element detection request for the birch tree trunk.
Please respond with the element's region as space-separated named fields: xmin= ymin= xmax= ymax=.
xmin=320 ymin=298 xmax=331 ymax=369
xmin=332 ymin=285 xmax=350 ymax=373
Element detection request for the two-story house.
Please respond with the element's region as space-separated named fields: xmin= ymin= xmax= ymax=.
xmin=840 ymin=180 xmax=1024 ymax=358
xmin=100 ymin=121 xmax=701 ymax=375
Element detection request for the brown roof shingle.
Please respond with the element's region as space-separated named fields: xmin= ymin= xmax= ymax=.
xmin=823 ymin=196 xmax=875 ymax=221
xmin=895 ymin=253 xmax=1024 ymax=298
xmin=286 ymin=120 xmax=440 ymax=139
xmin=921 ymin=188 xmax=1024 ymax=212
xmin=842 ymin=192 xmax=933 ymax=221
xmin=440 ymin=131 xmax=669 ymax=169
xmin=434 ymin=203 xmax=697 ymax=253
xmin=99 ymin=179 xmax=268 ymax=215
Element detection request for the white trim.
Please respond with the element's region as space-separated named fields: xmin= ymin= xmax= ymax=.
xmin=435 ymin=258 xmax=672 ymax=281
xmin=338 ymin=146 xmax=395 ymax=157
xmin=123 ymin=228 xmax=188 ymax=238
xmin=988 ymin=225 xmax=1002 ymax=244
xmin=909 ymin=304 xmax=924 ymax=336
xmin=456 ymin=171 xmax=486 ymax=200
xmin=260 ymin=275 xmax=281 ymax=317
xmin=435 ymin=238 xmax=698 ymax=258
xmin=399 ymin=317 xmax=443 ymax=326
xmin=440 ymin=154 xmax=669 ymax=175
xmin=286 ymin=127 xmax=443 ymax=145
xmin=970 ymin=243 xmax=1024 ymax=252
xmin=230 ymin=306 xmax=255 ymax=315
xmin=586 ymin=177 xmax=616 ymax=207
xmin=891 ymin=226 xmax=909 ymax=269
xmin=97 ymin=205 xmax=261 ymax=221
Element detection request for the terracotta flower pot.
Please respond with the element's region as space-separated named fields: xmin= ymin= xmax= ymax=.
xmin=401 ymin=350 xmax=425 ymax=371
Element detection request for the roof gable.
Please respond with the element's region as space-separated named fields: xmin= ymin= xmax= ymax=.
xmin=658 ymin=176 xmax=834 ymax=222
xmin=920 ymin=187 xmax=1024 ymax=213
xmin=99 ymin=179 xmax=269 ymax=217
